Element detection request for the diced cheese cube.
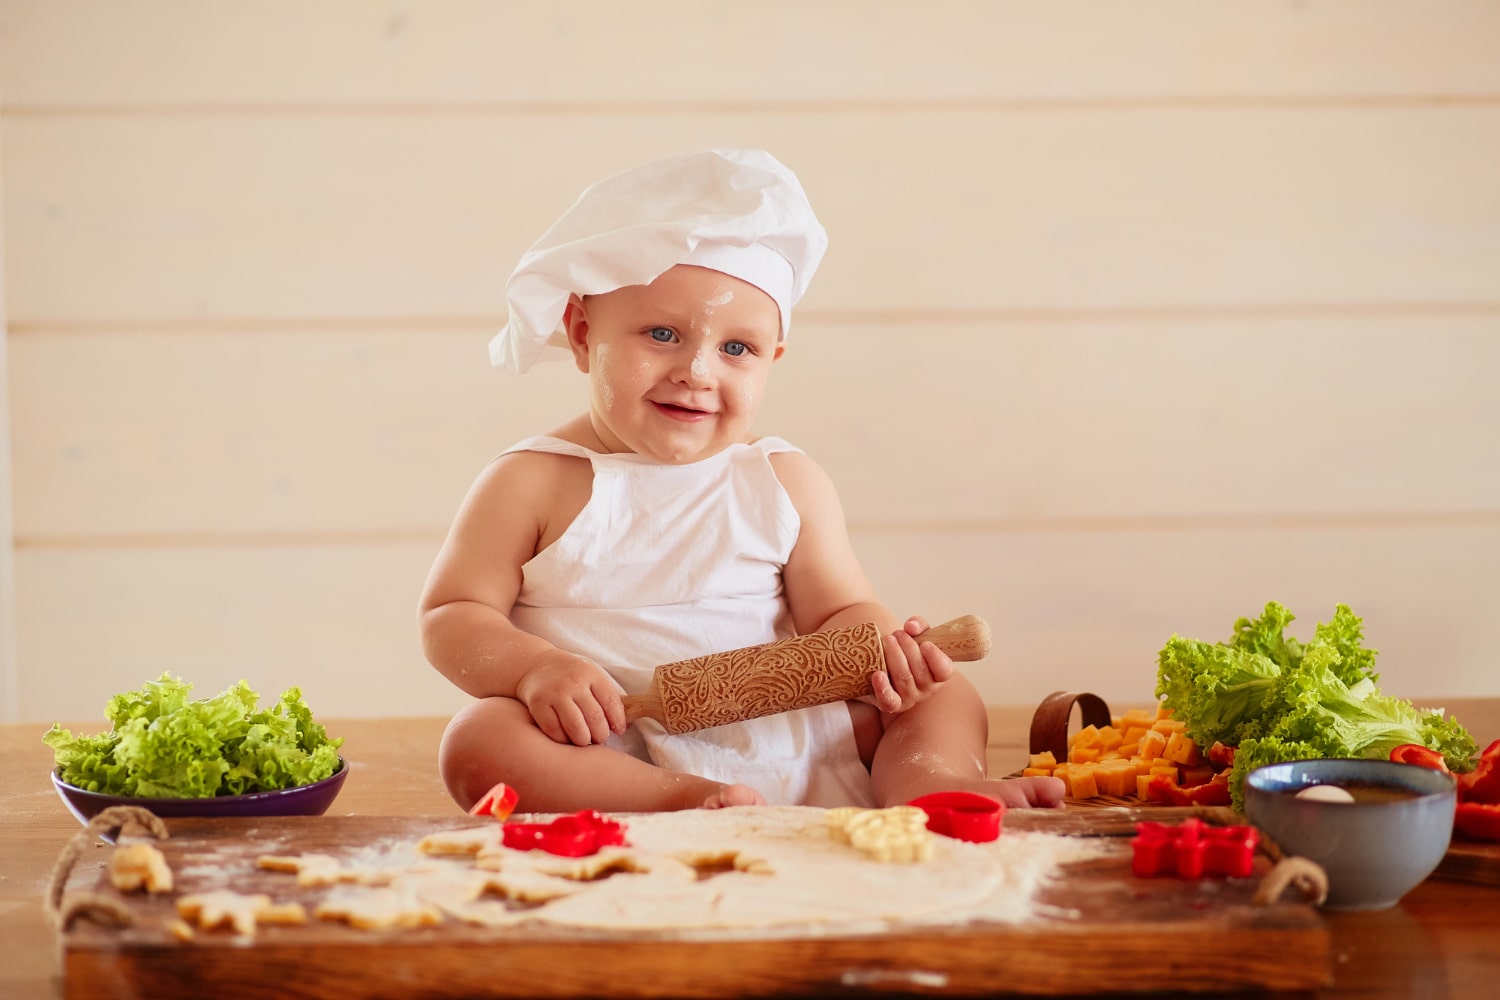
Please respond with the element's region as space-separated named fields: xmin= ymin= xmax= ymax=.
xmin=1163 ymin=731 xmax=1203 ymax=766
xmin=1067 ymin=768 xmax=1099 ymax=799
xmin=1138 ymin=729 xmax=1169 ymax=761
xmin=1069 ymin=747 xmax=1102 ymax=764
xmin=1070 ymin=724 xmax=1102 ymax=749
xmin=1097 ymin=764 xmax=1135 ymax=797
xmin=1021 ymin=767 xmax=1053 ymax=778
xmin=1028 ymin=750 xmax=1057 ymax=769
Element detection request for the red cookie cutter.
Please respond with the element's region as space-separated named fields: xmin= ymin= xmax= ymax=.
xmin=906 ymin=791 xmax=1005 ymax=843
xmin=502 ymin=810 xmax=628 ymax=857
xmin=468 ymin=782 xmax=520 ymax=821
xmin=1131 ymin=817 xmax=1258 ymax=879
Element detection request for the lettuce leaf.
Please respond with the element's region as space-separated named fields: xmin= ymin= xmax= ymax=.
xmin=44 ymin=673 xmax=342 ymax=798
xmin=1158 ymin=602 xmax=1476 ymax=811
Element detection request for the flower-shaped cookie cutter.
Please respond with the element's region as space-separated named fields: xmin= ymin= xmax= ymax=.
xmin=502 ymin=810 xmax=628 ymax=858
xmin=1131 ymin=817 xmax=1258 ymax=879
xmin=468 ymin=782 xmax=627 ymax=857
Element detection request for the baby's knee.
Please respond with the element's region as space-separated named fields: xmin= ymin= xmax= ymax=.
xmin=439 ymin=697 xmax=529 ymax=809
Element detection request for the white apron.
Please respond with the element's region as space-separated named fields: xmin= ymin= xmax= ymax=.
xmin=504 ymin=435 xmax=875 ymax=808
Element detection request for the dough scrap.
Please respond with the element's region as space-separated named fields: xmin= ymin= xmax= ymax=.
xmin=257 ymin=852 xmax=425 ymax=888
xmin=469 ymin=866 xmax=592 ymax=902
xmin=417 ymin=826 xmax=500 ymax=856
xmin=177 ymin=890 xmax=307 ymax=936
xmin=109 ymin=842 xmax=174 ymax=893
xmin=315 ymin=887 xmax=443 ymax=930
xmin=258 ymin=853 xmax=348 ymax=886
xmin=825 ymin=805 xmax=934 ymax=863
xmin=479 ymin=844 xmax=644 ymax=881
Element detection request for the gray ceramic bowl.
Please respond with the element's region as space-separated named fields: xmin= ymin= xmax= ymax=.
xmin=1244 ymin=757 xmax=1456 ymax=911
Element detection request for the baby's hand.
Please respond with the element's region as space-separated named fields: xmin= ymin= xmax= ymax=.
xmin=870 ymin=617 xmax=956 ymax=714
xmin=514 ymin=651 xmax=626 ymax=746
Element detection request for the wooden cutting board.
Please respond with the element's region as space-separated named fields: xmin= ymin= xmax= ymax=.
xmin=53 ymin=809 xmax=1329 ymax=999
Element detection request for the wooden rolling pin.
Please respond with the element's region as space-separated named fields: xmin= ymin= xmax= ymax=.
xmin=621 ymin=616 xmax=991 ymax=734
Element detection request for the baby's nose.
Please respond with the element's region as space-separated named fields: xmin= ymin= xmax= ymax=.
xmin=676 ymin=350 xmax=712 ymax=386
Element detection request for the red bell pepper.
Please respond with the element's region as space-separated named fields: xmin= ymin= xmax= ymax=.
xmin=1163 ymin=771 xmax=1233 ymax=808
xmin=1453 ymin=801 xmax=1500 ymax=842
xmin=1455 ymin=739 xmax=1500 ymax=806
xmin=1207 ymin=741 xmax=1237 ymax=768
xmin=1390 ymin=744 xmax=1450 ymax=774
xmin=1141 ymin=774 xmax=1177 ymax=805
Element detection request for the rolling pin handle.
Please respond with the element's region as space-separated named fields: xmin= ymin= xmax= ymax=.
xmin=918 ymin=615 xmax=993 ymax=662
xmin=621 ymin=690 xmax=662 ymax=727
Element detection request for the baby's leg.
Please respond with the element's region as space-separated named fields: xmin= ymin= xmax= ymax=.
xmin=439 ymin=697 xmax=765 ymax=813
xmin=867 ymin=674 xmax=1066 ymax=809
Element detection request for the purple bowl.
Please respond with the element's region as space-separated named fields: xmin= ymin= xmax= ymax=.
xmin=51 ymin=756 xmax=349 ymax=826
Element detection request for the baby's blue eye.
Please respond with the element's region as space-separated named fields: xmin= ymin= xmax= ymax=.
xmin=648 ymin=327 xmax=675 ymax=343
xmin=722 ymin=341 xmax=749 ymax=357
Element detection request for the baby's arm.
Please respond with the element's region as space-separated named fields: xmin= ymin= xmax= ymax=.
xmin=419 ymin=452 xmax=625 ymax=746
xmin=770 ymin=452 xmax=953 ymax=714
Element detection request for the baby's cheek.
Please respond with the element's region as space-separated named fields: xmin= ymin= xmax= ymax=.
xmin=726 ymin=381 xmax=758 ymax=414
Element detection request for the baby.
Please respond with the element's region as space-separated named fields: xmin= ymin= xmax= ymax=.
xmin=420 ymin=149 xmax=1064 ymax=814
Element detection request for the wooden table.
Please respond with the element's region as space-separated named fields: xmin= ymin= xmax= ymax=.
xmin=7 ymin=701 xmax=1500 ymax=999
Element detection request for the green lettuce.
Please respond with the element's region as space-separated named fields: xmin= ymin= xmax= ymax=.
xmin=44 ymin=673 xmax=342 ymax=798
xmin=1157 ymin=602 xmax=1475 ymax=811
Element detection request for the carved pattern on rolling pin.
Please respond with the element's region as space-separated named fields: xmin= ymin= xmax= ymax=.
xmin=655 ymin=623 xmax=882 ymax=734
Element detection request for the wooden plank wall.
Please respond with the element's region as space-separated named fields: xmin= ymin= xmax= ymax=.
xmin=2 ymin=2 xmax=1498 ymax=725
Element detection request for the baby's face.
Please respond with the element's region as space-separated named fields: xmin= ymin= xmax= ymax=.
xmin=568 ymin=264 xmax=783 ymax=464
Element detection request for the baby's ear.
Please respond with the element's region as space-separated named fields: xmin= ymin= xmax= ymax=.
xmin=562 ymin=295 xmax=590 ymax=372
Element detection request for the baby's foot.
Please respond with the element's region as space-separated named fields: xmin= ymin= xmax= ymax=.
xmin=895 ymin=775 xmax=1066 ymax=810
xmin=702 ymin=783 xmax=768 ymax=809
xmin=987 ymin=775 xmax=1067 ymax=809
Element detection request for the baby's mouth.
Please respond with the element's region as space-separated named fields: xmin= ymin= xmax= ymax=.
xmin=653 ymin=401 xmax=712 ymax=419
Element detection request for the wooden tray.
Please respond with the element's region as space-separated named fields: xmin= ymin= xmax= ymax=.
xmin=52 ymin=811 xmax=1331 ymax=999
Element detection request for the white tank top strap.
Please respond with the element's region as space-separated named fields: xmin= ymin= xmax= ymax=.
xmin=495 ymin=435 xmax=600 ymax=462
xmin=751 ymin=435 xmax=801 ymax=458
xmin=500 ymin=435 xmax=802 ymax=464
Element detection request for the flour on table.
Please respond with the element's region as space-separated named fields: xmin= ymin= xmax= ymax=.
xmin=257 ymin=851 xmax=441 ymax=887
xmin=260 ymin=805 xmax=1104 ymax=934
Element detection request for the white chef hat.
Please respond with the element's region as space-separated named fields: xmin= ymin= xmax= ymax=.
xmin=489 ymin=148 xmax=828 ymax=373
